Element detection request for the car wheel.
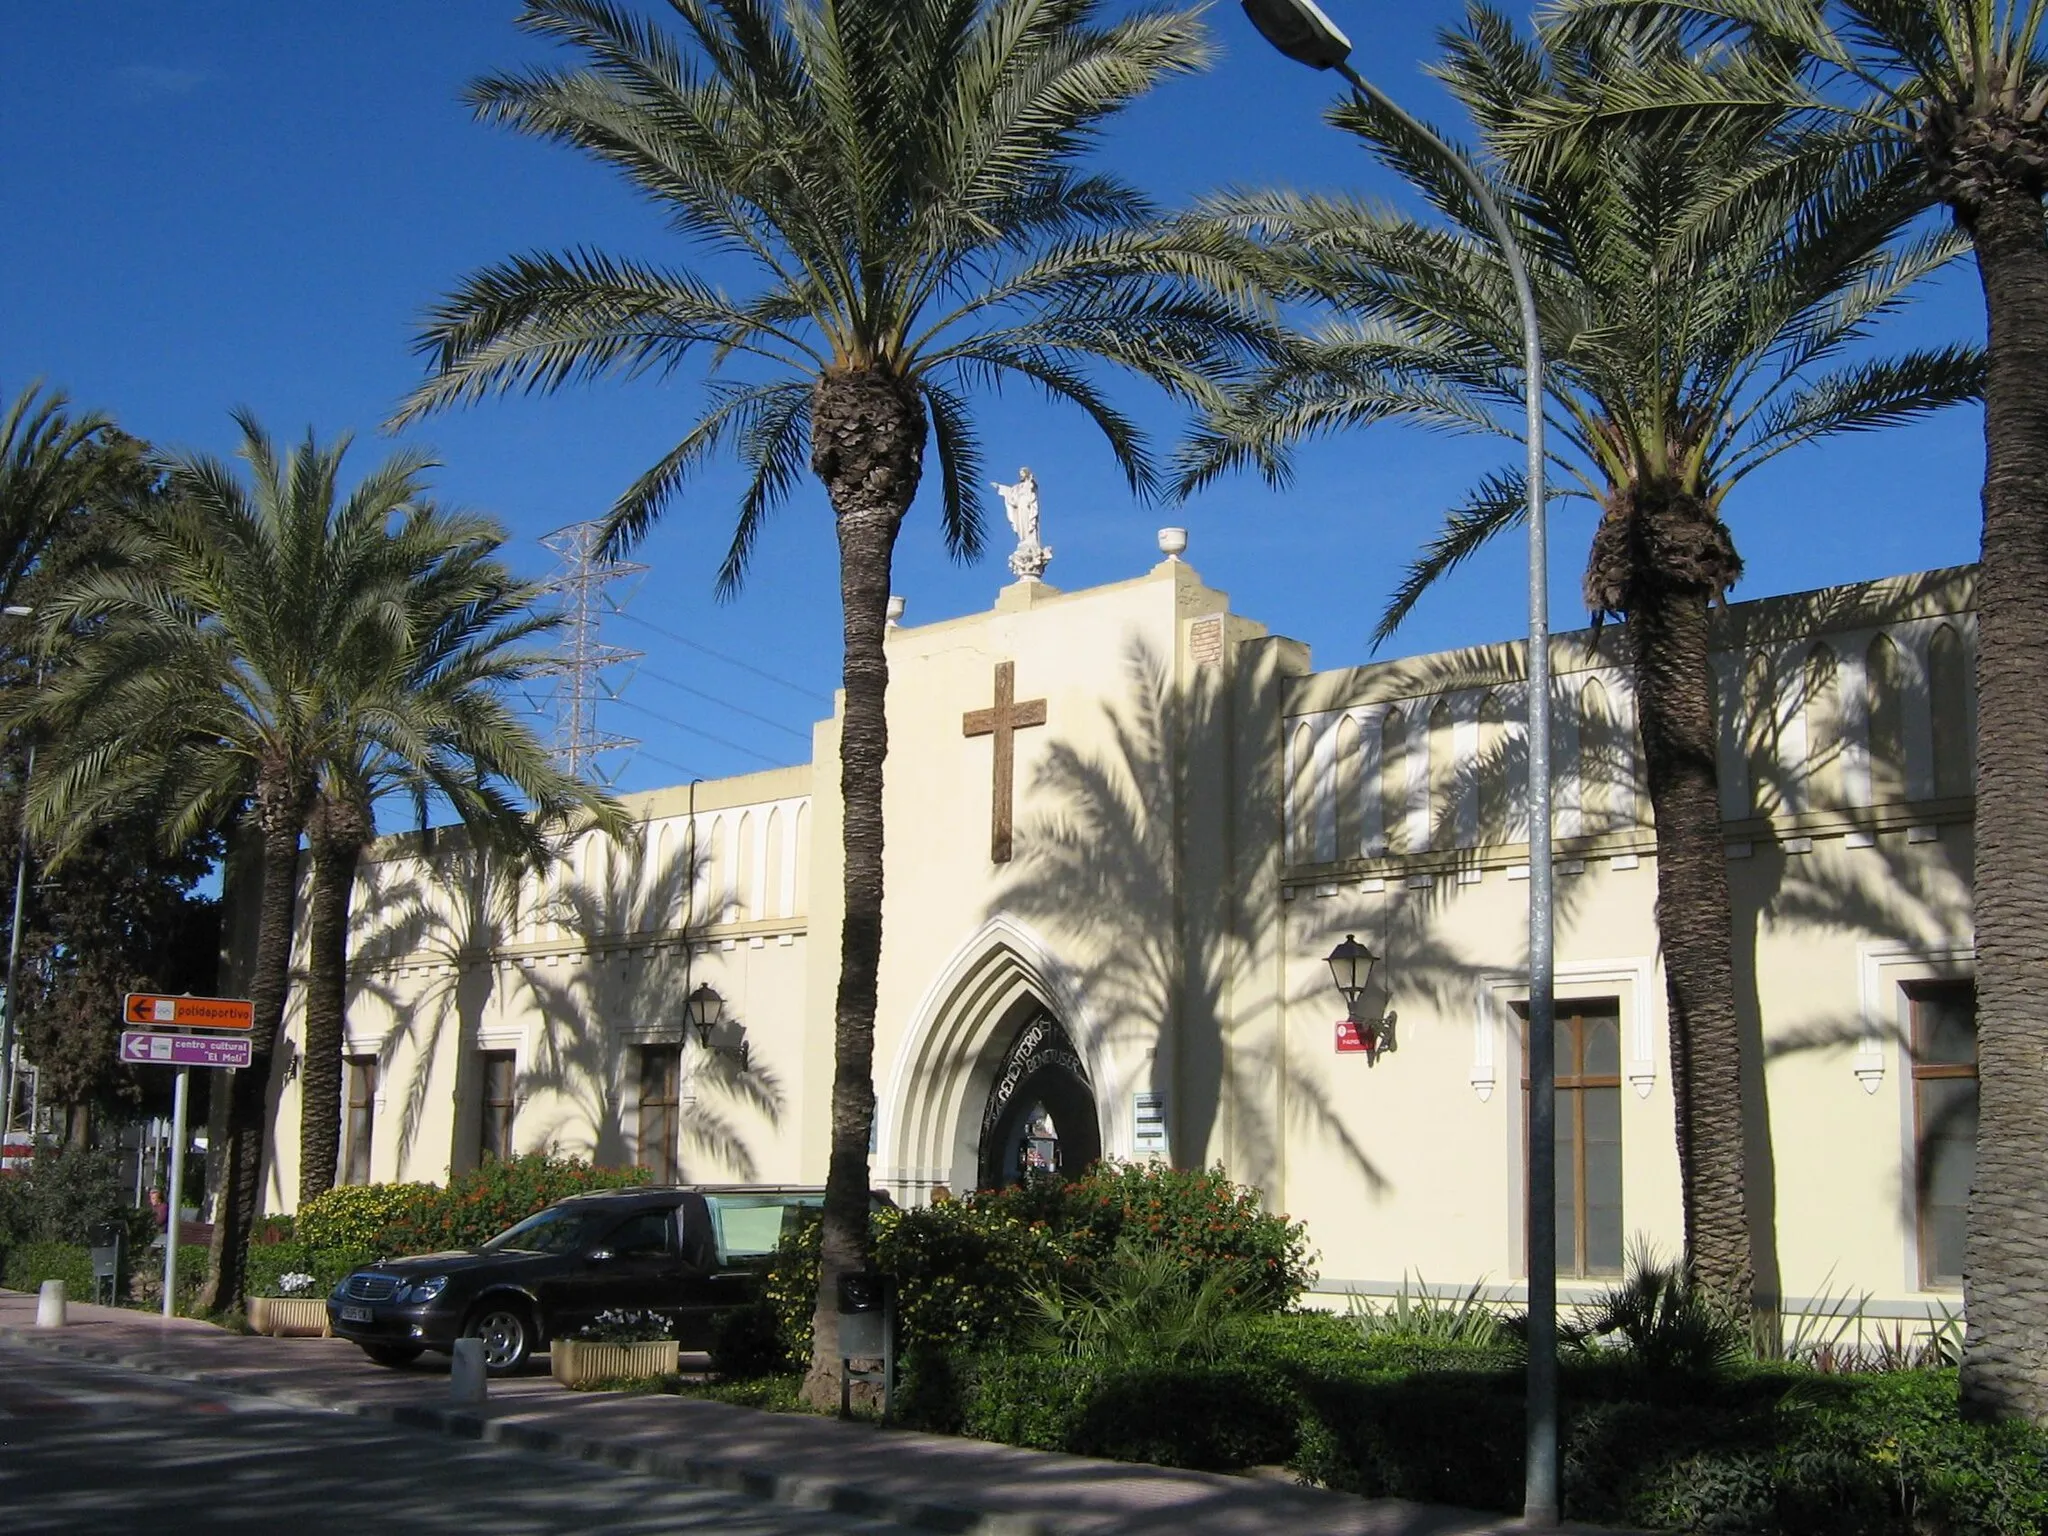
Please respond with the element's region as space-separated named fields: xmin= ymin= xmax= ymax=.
xmin=467 ymin=1301 xmax=533 ymax=1375
xmin=360 ymin=1343 xmax=424 ymax=1368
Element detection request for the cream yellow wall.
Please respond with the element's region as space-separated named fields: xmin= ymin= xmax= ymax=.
xmin=250 ymin=540 xmax=1981 ymax=1332
xmin=260 ymin=767 xmax=818 ymax=1213
xmin=1269 ymin=567 xmax=1977 ymax=1316
xmin=866 ymin=559 xmax=1247 ymax=1202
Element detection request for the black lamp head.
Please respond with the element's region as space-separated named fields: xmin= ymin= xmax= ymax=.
xmin=1241 ymin=0 xmax=1354 ymax=71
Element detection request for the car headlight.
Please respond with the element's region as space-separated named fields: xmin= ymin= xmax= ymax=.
xmin=402 ymin=1275 xmax=449 ymax=1304
xmin=330 ymin=1277 xmax=351 ymax=1300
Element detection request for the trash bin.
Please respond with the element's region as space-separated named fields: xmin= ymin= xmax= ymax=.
xmin=835 ymin=1270 xmax=895 ymax=1420
xmin=87 ymin=1222 xmax=124 ymax=1306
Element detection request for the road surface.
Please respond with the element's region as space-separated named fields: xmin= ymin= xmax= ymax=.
xmin=0 ymin=1341 xmax=917 ymax=1534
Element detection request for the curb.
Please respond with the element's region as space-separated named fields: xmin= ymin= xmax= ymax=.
xmin=0 ymin=1324 xmax=1029 ymax=1535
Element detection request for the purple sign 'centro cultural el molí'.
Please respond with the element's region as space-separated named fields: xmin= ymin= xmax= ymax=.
xmin=118 ymin=1029 xmax=252 ymax=1069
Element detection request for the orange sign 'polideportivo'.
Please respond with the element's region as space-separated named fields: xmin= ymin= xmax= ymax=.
xmin=123 ymin=993 xmax=255 ymax=1031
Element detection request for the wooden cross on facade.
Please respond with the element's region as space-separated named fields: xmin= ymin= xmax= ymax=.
xmin=962 ymin=660 xmax=1047 ymax=863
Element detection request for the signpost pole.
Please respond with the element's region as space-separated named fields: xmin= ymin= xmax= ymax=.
xmin=161 ymin=1066 xmax=188 ymax=1320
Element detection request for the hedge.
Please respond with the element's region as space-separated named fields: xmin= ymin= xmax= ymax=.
xmin=4 ymin=1241 xmax=96 ymax=1299
xmin=904 ymin=1317 xmax=2048 ymax=1536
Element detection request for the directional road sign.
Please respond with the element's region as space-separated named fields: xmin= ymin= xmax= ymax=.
xmin=119 ymin=1030 xmax=253 ymax=1069
xmin=124 ymin=993 xmax=254 ymax=1031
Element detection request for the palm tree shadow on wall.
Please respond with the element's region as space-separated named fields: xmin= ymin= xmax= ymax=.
xmin=519 ymin=827 xmax=785 ymax=1178
xmin=341 ymin=829 xmax=783 ymax=1180
xmin=995 ymin=637 xmax=1387 ymax=1198
xmin=1723 ymin=583 xmax=1977 ymax=1311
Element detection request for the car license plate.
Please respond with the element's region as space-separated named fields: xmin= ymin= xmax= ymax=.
xmin=340 ymin=1305 xmax=372 ymax=1323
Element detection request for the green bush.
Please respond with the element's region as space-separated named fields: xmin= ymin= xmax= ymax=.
xmin=129 ymin=1245 xmax=210 ymax=1315
xmin=913 ymin=1312 xmax=2048 ymax=1531
xmin=954 ymin=1351 xmax=1300 ymax=1470
xmin=243 ymin=1239 xmax=375 ymax=1298
xmin=0 ymin=1146 xmax=148 ymax=1255
xmin=989 ymin=1163 xmax=1314 ymax=1309
xmin=295 ymin=1181 xmax=438 ymax=1252
xmin=874 ymin=1199 xmax=1068 ymax=1352
xmin=753 ymin=1164 xmax=1311 ymax=1372
xmin=294 ymin=1154 xmax=650 ymax=1254
xmin=4 ymin=1241 xmax=95 ymax=1299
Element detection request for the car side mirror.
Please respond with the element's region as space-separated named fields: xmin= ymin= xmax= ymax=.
xmin=585 ymin=1248 xmax=615 ymax=1263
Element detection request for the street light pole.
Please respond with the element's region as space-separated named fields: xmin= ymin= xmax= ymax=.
xmin=1237 ymin=3 xmax=1557 ymax=1524
xmin=0 ymin=605 xmax=39 ymax=1153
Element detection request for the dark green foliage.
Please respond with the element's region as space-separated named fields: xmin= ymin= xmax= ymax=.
xmin=3 ymin=1241 xmax=94 ymax=1298
xmin=710 ymin=1295 xmax=796 ymax=1379
xmin=912 ymin=1313 xmax=2048 ymax=1531
xmin=0 ymin=1145 xmax=142 ymax=1249
xmin=987 ymin=1163 xmax=1314 ymax=1309
xmin=743 ymin=1163 xmax=1311 ymax=1374
xmin=242 ymin=1239 xmax=375 ymax=1299
xmin=872 ymin=1198 xmax=1067 ymax=1352
xmin=956 ymin=1351 xmax=1301 ymax=1471
xmin=1571 ymin=1251 xmax=1749 ymax=1376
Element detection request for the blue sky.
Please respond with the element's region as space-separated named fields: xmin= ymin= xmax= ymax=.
xmin=2 ymin=1 xmax=1985 ymax=795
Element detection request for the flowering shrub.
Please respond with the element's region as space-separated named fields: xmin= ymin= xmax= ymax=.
xmin=294 ymin=1154 xmax=649 ymax=1255
xmin=573 ymin=1308 xmax=676 ymax=1345
xmin=276 ymin=1272 xmax=317 ymax=1297
xmin=294 ymin=1182 xmax=438 ymax=1252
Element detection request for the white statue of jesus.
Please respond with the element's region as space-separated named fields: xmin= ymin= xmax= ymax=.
xmin=993 ymin=468 xmax=1052 ymax=581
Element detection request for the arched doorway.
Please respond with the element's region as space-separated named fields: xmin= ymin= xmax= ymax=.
xmin=976 ymin=1011 xmax=1100 ymax=1187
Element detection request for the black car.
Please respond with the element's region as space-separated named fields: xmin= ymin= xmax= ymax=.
xmin=326 ymin=1184 xmax=842 ymax=1374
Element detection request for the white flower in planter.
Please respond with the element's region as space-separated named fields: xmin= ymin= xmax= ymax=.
xmin=277 ymin=1273 xmax=317 ymax=1296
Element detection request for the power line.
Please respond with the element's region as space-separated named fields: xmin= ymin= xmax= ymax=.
xmin=609 ymin=695 xmax=789 ymax=767
xmin=632 ymin=666 xmax=813 ymax=742
xmin=614 ymin=609 xmax=832 ymax=705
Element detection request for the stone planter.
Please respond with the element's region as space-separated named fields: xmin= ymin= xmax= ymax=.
xmin=249 ymin=1295 xmax=331 ymax=1338
xmin=550 ymin=1337 xmax=679 ymax=1387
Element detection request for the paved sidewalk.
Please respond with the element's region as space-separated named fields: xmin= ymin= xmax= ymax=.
xmin=0 ymin=1290 xmax=1626 ymax=1535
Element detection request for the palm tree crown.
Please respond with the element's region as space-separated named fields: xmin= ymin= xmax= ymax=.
xmin=1184 ymin=7 xmax=1979 ymax=640
xmin=397 ymin=0 xmax=1273 ymax=578
xmin=22 ymin=413 xmax=604 ymax=1305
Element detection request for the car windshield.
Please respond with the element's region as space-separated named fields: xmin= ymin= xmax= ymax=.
xmin=480 ymin=1206 xmax=614 ymax=1255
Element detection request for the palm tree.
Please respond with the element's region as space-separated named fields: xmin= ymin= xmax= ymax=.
xmin=393 ymin=0 xmax=1273 ymax=1403
xmin=1515 ymin=0 xmax=2048 ymax=1429
xmin=18 ymin=413 xmax=526 ymax=1311
xmin=0 ymin=383 xmax=113 ymax=605
xmin=0 ymin=382 xmax=113 ymax=1132
xmin=1180 ymin=5 xmax=1980 ymax=1314
xmin=296 ymin=508 xmax=615 ymax=1202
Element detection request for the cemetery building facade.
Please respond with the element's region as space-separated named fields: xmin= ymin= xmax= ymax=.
xmin=245 ymin=536 xmax=1980 ymax=1320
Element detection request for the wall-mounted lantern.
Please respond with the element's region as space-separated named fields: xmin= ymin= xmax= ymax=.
xmin=1326 ymin=934 xmax=1397 ymax=1065
xmin=687 ymin=981 xmax=750 ymax=1068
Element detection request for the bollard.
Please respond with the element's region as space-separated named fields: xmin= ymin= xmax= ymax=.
xmin=449 ymin=1337 xmax=489 ymax=1406
xmin=35 ymin=1279 xmax=67 ymax=1328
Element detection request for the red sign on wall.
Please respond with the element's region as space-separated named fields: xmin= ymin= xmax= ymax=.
xmin=1335 ymin=1019 xmax=1368 ymax=1053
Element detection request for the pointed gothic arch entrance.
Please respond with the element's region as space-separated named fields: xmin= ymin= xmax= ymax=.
xmin=976 ymin=1011 xmax=1100 ymax=1187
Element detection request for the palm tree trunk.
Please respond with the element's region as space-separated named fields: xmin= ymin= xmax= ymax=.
xmin=1959 ymin=182 xmax=2048 ymax=1423
xmin=1625 ymin=589 xmax=1753 ymax=1312
xmin=198 ymin=776 xmax=308 ymax=1314
xmin=298 ymin=799 xmax=370 ymax=1204
xmin=801 ymin=368 xmax=924 ymax=1409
